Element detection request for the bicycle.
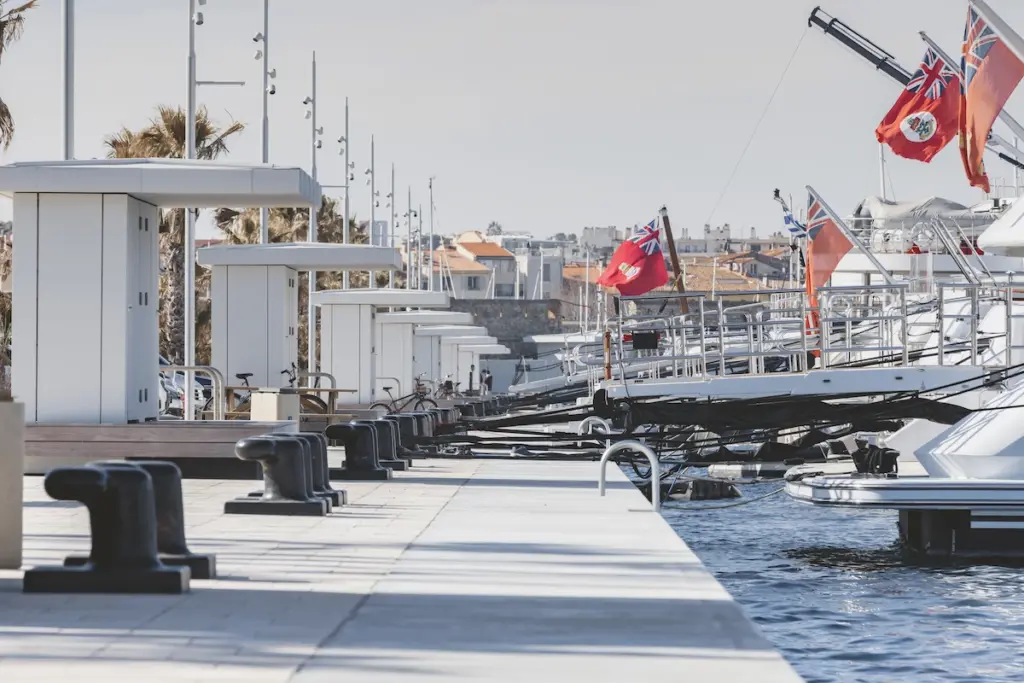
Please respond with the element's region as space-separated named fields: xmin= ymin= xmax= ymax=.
xmin=204 ymin=364 xmax=330 ymax=419
xmin=433 ymin=375 xmax=464 ymax=400
xmin=370 ymin=373 xmax=438 ymax=414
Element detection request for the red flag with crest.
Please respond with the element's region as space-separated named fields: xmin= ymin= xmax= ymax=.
xmin=597 ymin=218 xmax=669 ymax=296
xmin=875 ymin=47 xmax=960 ymax=162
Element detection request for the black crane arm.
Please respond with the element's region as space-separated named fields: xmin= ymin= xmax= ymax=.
xmin=808 ymin=6 xmax=912 ymax=85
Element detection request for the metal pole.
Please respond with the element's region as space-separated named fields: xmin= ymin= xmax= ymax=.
xmin=406 ymin=186 xmax=412 ymax=290
xmin=878 ymin=144 xmax=887 ymax=200
xmin=389 ymin=163 xmax=396 ymax=288
xmin=343 ymin=97 xmax=350 ymax=289
xmin=584 ymin=249 xmax=590 ymax=331
xmin=184 ymin=0 xmax=198 ymax=420
xmin=369 ymin=135 xmax=376 ymax=288
xmin=259 ymin=0 xmax=270 ymax=244
xmin=428 ymin=177 xmax=435 ymax=291
xmin=61 ymin=0 xmax=74 ymax=160
xmin=418 ymin=204 xmax=423 ymax=290
xmin=307 ymin=51 xmax=318 ymax=387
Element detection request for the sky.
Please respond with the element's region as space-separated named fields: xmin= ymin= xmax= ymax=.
xmin=3 ymin=0 xmax=1024 ymax=240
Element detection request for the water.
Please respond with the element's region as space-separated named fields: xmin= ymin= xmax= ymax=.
xmin=663 ymin=477 xmax=1024 ymax=683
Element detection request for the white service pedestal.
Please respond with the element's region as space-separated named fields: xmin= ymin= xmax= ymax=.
xmin=210 ymin=264 xmax=299 ymax=389
xmin=13 ymin=193 xmax=159 ymax=423
xmin=0 ymin=400 xmax=24 ymax=569
xmin=198 ymin=244 xmax=403 ymax=395
xmin=250 ymin=388 xmax=301 ymax=422
xmin=312 ymin=290 xmax=453 ymax=406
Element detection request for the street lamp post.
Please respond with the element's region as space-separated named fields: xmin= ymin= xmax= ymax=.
xmin=343 ymin=97 xmax=351 ymax=289
xmin=61 ymin=0 xmax=74 ymax=160
xmin=254 ymin=0 xmax=272 ymax=244
xmin=428 ymin=177 xmax=435 ymax=291
xmin=406 ymin=187 xmax=413 ymax=290
xmin=304 ymin=52 xmax=323 ymax=386
xmin=388 ymin=164 xmax=395 ymax=288
xmin=417 ymin=205 xmax=424 ymax=292
xmin=185 ymin=0 xmax=246 ymax=420
xmin=368 ymin=136 xmax=376 ymax=287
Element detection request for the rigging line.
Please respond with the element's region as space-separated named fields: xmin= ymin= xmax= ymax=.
xmin=703 ymin=26 xmax=809 ymax=227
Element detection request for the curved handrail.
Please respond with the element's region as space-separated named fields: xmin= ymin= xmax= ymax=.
xmin=162 ymin=365 xmax=226 ymax=420
xmin=598 ymin=440 xmax=661 ymax=512
xmin=576 ymin=416 xmax=611 ymax=448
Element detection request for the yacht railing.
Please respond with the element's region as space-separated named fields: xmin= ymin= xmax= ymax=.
xmin=816 ymin=283 xmax=910 ymax=369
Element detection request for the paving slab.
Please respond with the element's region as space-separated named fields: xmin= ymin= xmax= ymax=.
xmin=0 ymin=459 xmax=802 ymax=682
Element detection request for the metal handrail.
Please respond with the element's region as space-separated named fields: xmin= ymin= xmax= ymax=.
xmin=162 ymin=365 xmax=225 ymax=420
xmin=577 ymin=416 xmax=611 ymax=448
xmin=598 ymin=440 xmax=661 ymax=513
xmin=298 ymin=370 xmax=337 ymax=413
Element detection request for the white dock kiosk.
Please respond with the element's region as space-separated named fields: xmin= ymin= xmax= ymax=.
xmin=375 ymin=310 xmax=474 ymax=399
xmin=0 ymin=159 xmax=323 ymax=424
xmin=311 ymin=289 xmax=450 ymax=405
xmin=440 ymin=335 xmax=498 ymax=391
xmin=414 ymin=325 xmax=488 ymax=389
xmin=196 ymin=244 xmax=401 ymax=390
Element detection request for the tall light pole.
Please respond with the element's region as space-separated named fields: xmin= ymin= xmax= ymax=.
xmin=254 ymin=0 xmax=272 ymax=244
xmin=428 ymin=178 xmax=435 ymax=291
xmin=343 ymin=98 xmax=351 ymax=289
xmin=61 ymin=0 xmax=74 ymax=160
xmin=184 ymin=0 xmax=199 ymax=420
xmin=185 ymin=0 xmax=245 ymax=419
xmin=303 ymin=52 xmax=323 ymax=385
xmin=406 ymin=187 xmax=413 ymax=290
xmin=388 ymin=164 xmax=396 ymax=288
xmin=418 ymin=205 xmax=424 ymax=291
xmin=367 ymin=136 xmax=376 ymax=287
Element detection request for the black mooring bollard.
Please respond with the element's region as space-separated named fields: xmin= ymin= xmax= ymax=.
xmin=225 ymin=436 xmax=328 ymax=516
xmin=296 ymin=432 xmax=346 ymax=507
xmin=325 ymin=422 xmax=391 ymax=480
xmin=380 ymin=415 xmax=416 ymax=459
xmin=24 ymin=463 xmax=190 ymax=594
xmin=372 ymin=419 xmax=410 ymax=469
xmin=306 ymin=431 xmax=348 ymax=504
xmin=64 ymin=461 xmax=216 ymax=579
xmin=350 ymin=420 xmax=405 ymax=472
xmin=244 ymin=435 xmax=329 ymax=511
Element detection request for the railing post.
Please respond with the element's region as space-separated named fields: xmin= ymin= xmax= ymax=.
xmin=1007 ymin=272 xmax=1016 ymax=369
xmin=900 ymin=287 xmax=909 ymax=367
xmin=971 ymin=285 xmax=980 ymax=365
xmin=598 ymin=440 xmax=661 ymax=512
xmin=716 ymin=298 xmax=726 ymax=376
xmin=698 ymin=298 xmax=708 ymax=379
xmin=937 ymin=284 xmax=946 ymax=366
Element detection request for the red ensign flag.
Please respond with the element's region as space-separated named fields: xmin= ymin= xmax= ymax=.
xmin=875 ymin=47 xmax=960 ymax=163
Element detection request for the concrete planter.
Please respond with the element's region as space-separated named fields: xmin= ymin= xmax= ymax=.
xmin=0 ymin=399 xmax=23 ymax=569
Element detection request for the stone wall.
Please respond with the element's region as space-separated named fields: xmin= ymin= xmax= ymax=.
xmin=449 ymin=298 xmax=563 ymax=357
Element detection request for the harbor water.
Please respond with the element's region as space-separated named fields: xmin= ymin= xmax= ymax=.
xmin=664 ymin=476 xmax=1024 ymax=683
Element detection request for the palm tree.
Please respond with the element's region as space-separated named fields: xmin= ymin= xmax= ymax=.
xmin=104 ymin=105 xmax=244 ymax=363
xmin=0 ymin=1 xmax=35 ymax=149
xmin=214 ymin=198 xmax=401 ymax=369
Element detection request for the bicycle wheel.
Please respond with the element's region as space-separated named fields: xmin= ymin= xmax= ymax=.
xmin=229 ymin=397 xmax=252 ymax=420
xmin=300 ymin=395 xmax=330 ymax=414
xmin=369 ymin=401 xmax=395 ymax=414
xmin=414 ymin=398 xmax=438 ymax=411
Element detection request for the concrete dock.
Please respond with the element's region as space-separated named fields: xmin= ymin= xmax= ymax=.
xmin=0 ymin=460 xmax=803 ymax=682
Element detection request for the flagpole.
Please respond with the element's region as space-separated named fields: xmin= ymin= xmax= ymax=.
xmin=658 ymin=206 xmax=688 ymax=315
xmin=919 ymin=30 xmax=1024 ymax=149
xmin=806 ymin=185 xmax=896 ymax=285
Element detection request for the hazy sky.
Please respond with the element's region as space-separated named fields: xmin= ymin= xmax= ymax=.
xmin=3 ymin=0 xmax=1024 ymax=240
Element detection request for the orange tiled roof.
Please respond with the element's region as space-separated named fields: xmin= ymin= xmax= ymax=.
xmin=429 ymin=248 xmax=491 ymax=274
xmin=455 ymin=241 xmax=515 ymax=258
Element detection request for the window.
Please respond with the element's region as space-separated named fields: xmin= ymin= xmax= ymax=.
xmin=467 ymin=276 xmax=481 ymax=291
xmin=495 ymin=284 xmax=514 ymax=297
xmin=542 ymin=263 xmax=551 ymax=281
